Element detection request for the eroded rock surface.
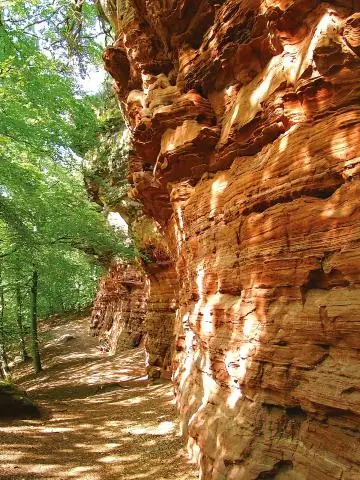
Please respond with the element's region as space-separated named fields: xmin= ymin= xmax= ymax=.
xmin=91 ymin=260 xmax=148 ymax=352
xmin=100 ymin=0 xmax=360 ymax=478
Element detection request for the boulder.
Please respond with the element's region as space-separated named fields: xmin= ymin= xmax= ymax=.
xmin=0 ymin=383 xmax=41 ymax=419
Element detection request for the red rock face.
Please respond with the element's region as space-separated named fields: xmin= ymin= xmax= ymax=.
xmin=101 ymin=0 xmax=360 ymax=478
xmin=145 ymin=261 xmax=179 ymax=380
xmin=91 ymin=260 xmax=148 ymax=352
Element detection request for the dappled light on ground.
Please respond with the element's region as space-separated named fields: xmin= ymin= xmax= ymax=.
xmin=0 ymin=317 xmax=198 ymax=480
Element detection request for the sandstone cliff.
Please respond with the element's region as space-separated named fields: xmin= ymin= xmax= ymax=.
xmin=91 ymin=260 xmax=148 ymax=352
xmin=99 ymin=1 xmax=360 ymax=478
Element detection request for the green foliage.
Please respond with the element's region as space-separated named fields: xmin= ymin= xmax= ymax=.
xmin=0 ymin=19 xmax=100 ymax=159
xmin=0 ymin=247 xmax=102 ymax=353
xmin=1 ymin=0 xmax=104 ymax=75
xmin=84 ymin=85 xmax=142 ymax=220
xmin=0 ymin=1 xmax=133 ymax=373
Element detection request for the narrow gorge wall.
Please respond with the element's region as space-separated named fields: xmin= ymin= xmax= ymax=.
xmin=91 ymin=260 xmax=148 ymax=352
xmin=144 ymin=261 xmax=179 ymax=380
xmin=100 ymin=1 xmax=360 ymax=478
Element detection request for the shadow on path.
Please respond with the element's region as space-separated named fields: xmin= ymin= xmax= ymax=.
xmin=0 ymin=317 xmax=198 ymax=480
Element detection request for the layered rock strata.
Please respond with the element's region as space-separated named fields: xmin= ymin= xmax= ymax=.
xmin=131 ymin=215 xmax=180 ymax=379
xmin=91 ymin=260 xmax=148 ymax=352
xmin=100 ymin=0 xmax=360 ymax=478
xmin=145 ymin=260 xmax=179 ymax=380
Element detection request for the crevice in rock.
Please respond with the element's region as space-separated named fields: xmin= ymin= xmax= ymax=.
xmin=243 ymin=177 xmax=345 ymax=216
xmin=223 ymin=458 xmax=244 ymax=467
xmin=301 ymin=268 xmax=350 ymax=296
xmin=256 ymin=460 xmax=294 ymax=479
xmin=285 ymin=405 xmax=307 ymax=419
xmin=243 ymin=187 xmax=344 ymax=215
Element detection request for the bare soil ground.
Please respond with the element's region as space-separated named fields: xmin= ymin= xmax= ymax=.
xmin=0 ymin=316 xmax=199 ymax=480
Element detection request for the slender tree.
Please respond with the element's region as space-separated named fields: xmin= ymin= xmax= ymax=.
xmin=0 ymin=262 xmax=11 ymax=380
xmin=30 ymin=269 xmax=42 ymax=374
xmin=15 ymin=284 xmax=29 ymax=362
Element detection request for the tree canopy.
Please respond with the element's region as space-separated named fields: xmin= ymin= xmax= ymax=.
xmin=0 ymin=0 xmax=132 ymax=376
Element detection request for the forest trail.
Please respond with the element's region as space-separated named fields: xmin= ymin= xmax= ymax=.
xmin=0 ymin=316 xmax=198 ymax=480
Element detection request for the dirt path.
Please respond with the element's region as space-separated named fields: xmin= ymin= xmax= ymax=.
xmin=0 ymin=316 xmax=199 ymax=480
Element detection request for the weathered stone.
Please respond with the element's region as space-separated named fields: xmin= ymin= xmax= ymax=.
xmin=145 ymin=261 xmax=179 ymax=378
xmin=91 ymin=260 xmax=149 ymax=353
xmin=0 ymin=383 xmax=40 ymax=419
xmin=100 ymin=0 xmax=360 ymax=478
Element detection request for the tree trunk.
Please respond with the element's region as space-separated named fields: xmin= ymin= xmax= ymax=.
xmin=47 ymin=297 xmax=55 ymax=316
xmin=30 ymin=269 xmax=42 ymax=374
xmin=60 ymin=296 xmax=65 ymax=314
xmin=0 ymin=263 xmax=11 ymax=380
xmin=15 ymin=284 xmax=29 ymax=362
xmin=76 ymin=283 xmax=81 ymax=313
xmin=0 ymin=343 xmax=11 ymax=380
